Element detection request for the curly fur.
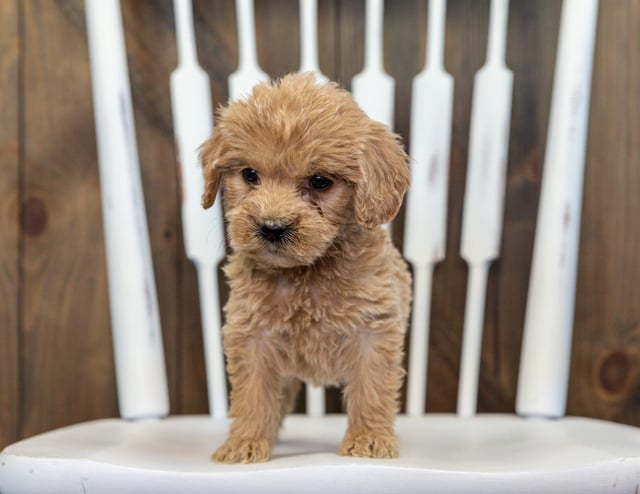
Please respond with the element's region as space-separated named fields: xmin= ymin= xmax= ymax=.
xmin=200 ymin=73 xmax=411 ymax=463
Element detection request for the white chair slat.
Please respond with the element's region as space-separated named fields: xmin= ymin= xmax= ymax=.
xmin=517 ymin=0 xmax=600 ymax=418
xmin=171 ymin=0 xmax=228 ymax=419
xmin=352 ymin=0 xmax=395 ymax=130
xmin=299 ymin=0 xmax=328 ymax=83
xmin=85 ymin=0 xmax=168 ymax=420
xmin=404 ymin=0 xmax=453 ymax=416
xmin=229 ymin=0 xmax=269 ymax=100
xmin=458 ymin=0 xmax=513 ymax=417
xmin=352 ymin=0 xmax=395 ymax=233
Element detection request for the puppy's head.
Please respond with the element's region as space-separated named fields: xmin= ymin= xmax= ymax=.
xmin=200 ymin=73 xmax=409 ymax=268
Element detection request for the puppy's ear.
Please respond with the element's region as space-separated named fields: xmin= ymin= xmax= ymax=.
xmin=353 ymin=122 xmax=410 ymax=228
xmin=199 ymin=130 xmax=225 ymax=209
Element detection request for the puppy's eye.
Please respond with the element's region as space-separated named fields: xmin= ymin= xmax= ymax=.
xmin=242 ymin=168 xmax=259 ymax=185
xmin=309 ymin=175 xmax=332 ymax=190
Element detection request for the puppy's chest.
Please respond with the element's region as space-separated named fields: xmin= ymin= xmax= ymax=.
xmin=264 ymin=276 xmax=355 ymax=382
xmin=267 ymin=275 xmax=344 ymax=331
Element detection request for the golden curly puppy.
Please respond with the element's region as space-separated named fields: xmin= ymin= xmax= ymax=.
xmin=200 ymin=73 xmax=411 ymax=463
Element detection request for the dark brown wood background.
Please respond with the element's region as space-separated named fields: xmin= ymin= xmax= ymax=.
xmin=1 ymin=0 xmax=639 ymax=449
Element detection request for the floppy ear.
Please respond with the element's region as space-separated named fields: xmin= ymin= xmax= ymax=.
xmin=353 ymin=122 xmax=410 ymax=228
xmin=199 ymin=129 xmax=226 ymax=209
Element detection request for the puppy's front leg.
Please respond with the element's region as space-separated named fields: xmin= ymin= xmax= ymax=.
xmin=339 ymin=329 xmax=404 ymax=459
xmin=213 ymin=330 xmax=282 ymax=464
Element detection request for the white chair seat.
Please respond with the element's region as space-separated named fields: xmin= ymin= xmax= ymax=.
xmin=2 ymin=414 xmax=639 ymax=493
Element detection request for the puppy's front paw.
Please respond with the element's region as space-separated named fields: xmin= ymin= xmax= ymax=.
xmin=212 ymin=437 xmax=272 ymax=464
xmin=338 ymin=430 xmax=399 ymax=459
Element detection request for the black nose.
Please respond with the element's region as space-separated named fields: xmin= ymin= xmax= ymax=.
xmin=258 ymin=223 xmax=290 ymax=243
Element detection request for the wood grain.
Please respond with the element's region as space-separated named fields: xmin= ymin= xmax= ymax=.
xmin=569 ymin=0 xmax=640 ymax=425
xmin=19 ymin=0 xmax=117 ymax=438
xmin=2 ymin=0 xmax=640 ymax=449
xmin=0 ymin=0 xmax=20 ymax=448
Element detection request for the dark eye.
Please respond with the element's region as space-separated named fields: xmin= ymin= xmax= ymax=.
xmin=309 ymin=175 xmax=332 ymax=190
xmin=242 ymin=168 xmax=259 ymax=185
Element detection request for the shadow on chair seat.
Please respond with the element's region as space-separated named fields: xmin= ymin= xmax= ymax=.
xmin=2 ymin=415 xmax=640 ymax=493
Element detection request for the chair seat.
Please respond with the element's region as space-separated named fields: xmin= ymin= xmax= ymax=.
xmin=1 ymin=414 xmax=639 ymax=493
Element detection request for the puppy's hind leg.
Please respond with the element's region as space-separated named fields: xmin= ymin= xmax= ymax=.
xmin=278 ymin=377 xmax=302 ymax=428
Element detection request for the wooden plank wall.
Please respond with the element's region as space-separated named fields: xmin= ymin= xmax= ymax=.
xmin=0 ymin=0 xmax=638 ymax=449
xmin=0 ymin=0 xmax=20 ymax=448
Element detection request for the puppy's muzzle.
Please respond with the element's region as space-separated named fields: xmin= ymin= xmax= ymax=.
xmin=258 ymin=222 xmax=291 ymax=243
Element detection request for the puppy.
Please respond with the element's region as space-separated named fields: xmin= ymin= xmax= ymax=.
xmin=200 ymin=73 xmax=411 ymax=463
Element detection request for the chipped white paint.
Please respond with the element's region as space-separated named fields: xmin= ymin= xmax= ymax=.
xmin=85 ymin=0 xmax=168 ymax=419
xmin=171 ymin=0 xmax=228 ymax=419
xmin=403 ymin=0 xmax=453 ymax=417
xmin=517 ymin=0 xmax=599 ymax=418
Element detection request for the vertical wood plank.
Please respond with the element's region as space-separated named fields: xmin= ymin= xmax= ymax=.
xmin=0 ymin=0 xmax=20 ymax=449
xmin=569 ymin=0 xmax=640 ymax=425
xmin=20 ymin=0 xmax=116 ymax=437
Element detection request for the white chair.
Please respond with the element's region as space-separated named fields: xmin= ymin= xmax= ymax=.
xmin=2 ymin=0 xmax=640 ymax=493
